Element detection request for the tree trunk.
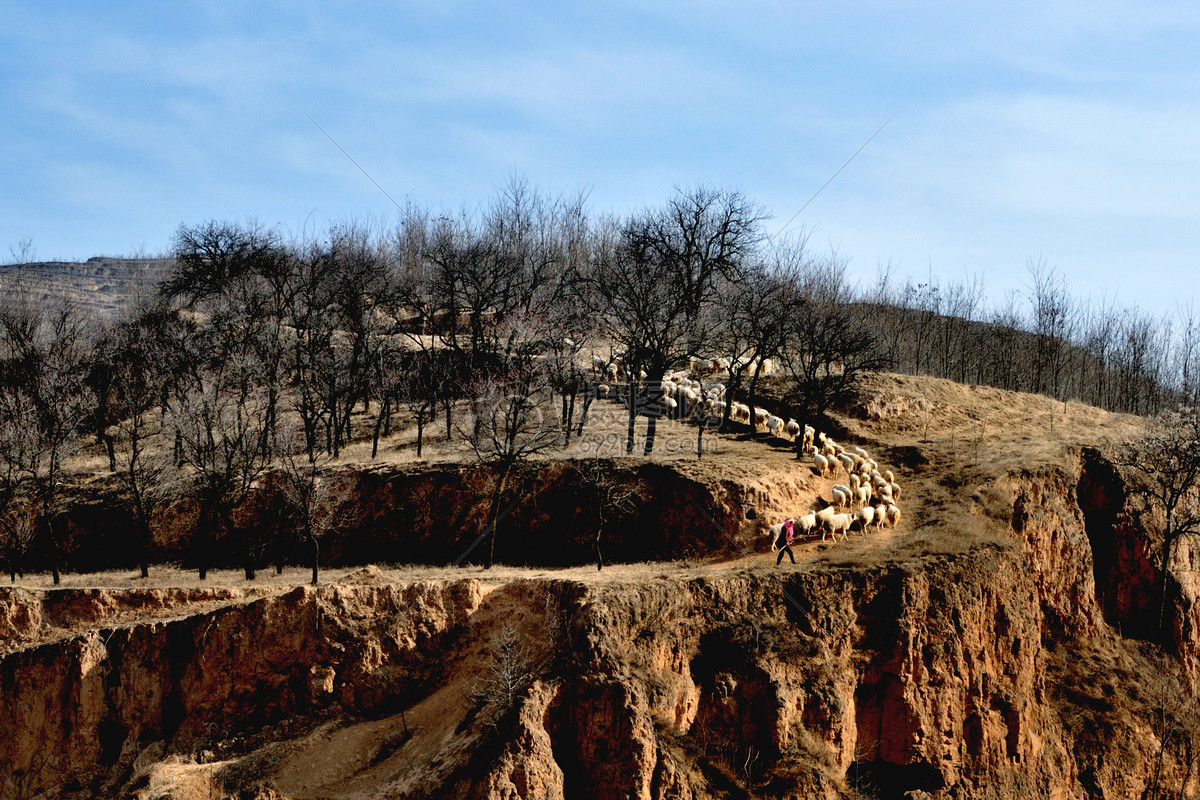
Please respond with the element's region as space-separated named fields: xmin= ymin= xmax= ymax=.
xmin=747 ymin=362 xmax=764 ymax=438
xmin=644 ymin=415 xmax=657 ymax=456
xmin=485 ymin=467 xmax=512 ymax=569
xmin=42 ymin=514 xmax=61 ymax=586
xmin=565 ymin=386 xmax=577 ymax=444
xmin=371 ymin=396 xmax=390 ymax=459
xmin=576 ymin=393 xmax=594 ymax=436
xmin=104 ymin=434 xmax=117 ymax=472
xmin=311 ymin=535 xmax=320 ymax=586
xmin=626 ymin=383 xmax=637 ymax=454
xmin=696 ymin=417 xmax=704 ymax=459
xmin=1159 ymin=521 xmax=1175 ymax=641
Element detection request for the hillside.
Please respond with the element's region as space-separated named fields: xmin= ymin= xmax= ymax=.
xmin=7 ymin=371 xmax=1198 ymax=799
xmin=0 ymin=257 xmax=168 ymax=321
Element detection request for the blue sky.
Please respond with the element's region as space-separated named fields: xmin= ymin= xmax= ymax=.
xmin=2 ymin=1 xmax=1198 ymax=315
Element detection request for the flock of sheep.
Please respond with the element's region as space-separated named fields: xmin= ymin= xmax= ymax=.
xmin=586 ymin=350 xmax=904 ymax=555
xmin=771 ymin=429 xmax=903 ymax=549
xmin=591 ymin=352 xmax=776 ymax=421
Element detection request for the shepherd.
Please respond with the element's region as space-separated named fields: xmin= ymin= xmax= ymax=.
xmin=775 ymin=518 xmax=796 ymax=565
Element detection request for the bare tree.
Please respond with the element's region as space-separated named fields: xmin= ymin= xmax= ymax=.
xmin=781 ymin=256 xmax=884 ymax=429
xmin=1172 ymin=301 xmax=1200 ymax=402
xmin=104 ymin=307 xmax=183 ymax=578
xmin=1117 ymin=402 xmax=1200 ymax=640
xmin=276 ymin=425 xmax=346 ymax=585
xmin=169 ymin=319 xmax=273 ymax=580
xmin=576 ymin=460 xmax=645 ymax=570
xmin=7 ymin=237 xmax=36 ymax=265
xmin=462 ymin=359 xmax=562 ymax=569
xmin=589 ymin=187 xmax=764 ymax=455
xmin=1026 ymin=259 xmax=1075 ymax=398
xmin=163 ymin=219 xmax=283 ymax=307
xmin=470 ymin=622 xmax=536 ymax=727
xmin=0 ymin=299 xmax=94 ymax=584
xmin=714 ymin=243 xmax=808 ymax=437
xmin=0 ymin=499 xmax=38 ymax=582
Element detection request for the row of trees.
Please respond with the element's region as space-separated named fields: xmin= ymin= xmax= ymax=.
xmin=0 ymin=180 xmax=1195 ymax=580
xmin=865 ymin=261 xmax=1197 ymax=415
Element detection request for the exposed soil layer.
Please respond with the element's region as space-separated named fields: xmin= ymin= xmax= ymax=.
xmin=5 ymin=451 xmax=1200 ymax=799
xmin=41 ymin=458 xmax=814 ymax=576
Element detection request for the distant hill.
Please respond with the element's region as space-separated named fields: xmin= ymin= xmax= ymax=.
xmin=0 ymin=257 xmax=169 ymax=322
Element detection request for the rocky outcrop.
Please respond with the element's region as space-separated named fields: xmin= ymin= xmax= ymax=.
xmin=5 ymin=452 xmax=1200 ymax=799
xmin=0 ymin=580 xmax=484 ymax=799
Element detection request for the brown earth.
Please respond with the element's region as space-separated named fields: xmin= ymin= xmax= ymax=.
xmin=7 ymin=371 xmax=1200 ymax=799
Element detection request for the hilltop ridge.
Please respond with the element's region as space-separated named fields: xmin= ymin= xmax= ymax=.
xmin=0 ymin=257 xmax=168 ymax=320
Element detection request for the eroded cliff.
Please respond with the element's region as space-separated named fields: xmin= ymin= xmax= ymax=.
xmin=3 ymin=449 xmax=1198 ymax=799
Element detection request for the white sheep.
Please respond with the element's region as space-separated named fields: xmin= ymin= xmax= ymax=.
xmin=785 ymin=419 xmax=800 ymax=439
xmin=838 ymin=453 xmax=856 ymax=476
xmin=883 ymin=503 xmax=901 ymax=528
xmin=796 ymin=512 xmax=818 ymax=537
xmin=812 ymin=452 xmax=833 ymax=477
xmin=597 ymin=383 xmax=611 ymax=399
xmin=815 ymin=506 xmax=838 ymax=541
xmin=831 ymin=484 xmax=852 ymax=509
xmin=854 ymin=505 xmax=876 ymax=533
xmin=824 ymin=512 xmax=854 ymax=541
xmin=854 ymin=483 xmax=872 ymax=507
xmin=766 ymin=415 xmax=785 ymax=437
